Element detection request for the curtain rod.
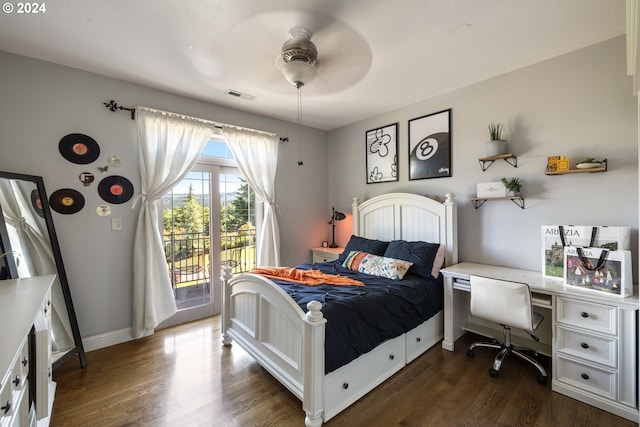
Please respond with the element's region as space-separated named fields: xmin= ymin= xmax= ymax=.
xmin=103 ymin=100 xmax=288 ymax=142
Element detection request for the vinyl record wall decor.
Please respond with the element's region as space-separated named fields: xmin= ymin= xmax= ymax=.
xmin=56 ymin=131 xmax=135 ymax=215
xmin=98 ymin=175 xmax=134 ymax=204
xmin=49 ymin=188 xmax=85 ymax=215
xmin=59 ymin=133 xmax=101 ymax=164
xmin=30 ymin=189 xmax=45 ymax=218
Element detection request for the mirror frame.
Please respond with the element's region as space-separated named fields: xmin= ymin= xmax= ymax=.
xmin=0 ymin=170 xmax=86 ymax=369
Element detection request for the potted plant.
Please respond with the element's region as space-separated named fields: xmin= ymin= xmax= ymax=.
xmin=501 ymin=177 xmax=522 ymax=196
xmin=486 ymin=122 xmax=508 ymax=157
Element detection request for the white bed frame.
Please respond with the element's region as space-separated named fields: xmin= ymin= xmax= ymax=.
xmin=221 ymin=192 xmax=457 ymax=426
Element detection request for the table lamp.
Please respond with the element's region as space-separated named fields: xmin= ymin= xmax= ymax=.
xmin=329 ymin=207 xmax=346 ymax=248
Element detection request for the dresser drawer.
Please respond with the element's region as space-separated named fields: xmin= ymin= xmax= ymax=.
xmin=556 ymin=297 xmax=616 ymax=335
xmin=556 ymin=356 xmax=616 ymax=400
xmin=0 ymin=375 xmax=13 ymax=421
xmin=557 ymin=326 xmax=616 ymax=368
xmin=311 ymin=248 xmax=342 ymax=263
xmin=1 ymin=337 xmax=28 ymax=425
xmin=312 ymin=253 xmax=338 ymax=263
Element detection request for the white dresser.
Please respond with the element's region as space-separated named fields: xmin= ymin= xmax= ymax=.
xmin=0 ymin=275 xmax=56 ymax=427
xmin=553 ymin=294 xmax=637 ymax=417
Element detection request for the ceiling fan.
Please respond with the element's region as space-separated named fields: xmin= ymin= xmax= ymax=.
xmin=222 ymin=11 xmax=371 ymax=97
xmin=277 ymin=26 xmax=319 ymax=89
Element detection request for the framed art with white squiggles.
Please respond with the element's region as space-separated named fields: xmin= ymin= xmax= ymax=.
xmin=365 ymin=122 xmax=399 ymax=184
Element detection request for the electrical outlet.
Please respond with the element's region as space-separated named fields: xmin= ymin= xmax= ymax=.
xmin=112 ymin=218 xmax=122 ymax=231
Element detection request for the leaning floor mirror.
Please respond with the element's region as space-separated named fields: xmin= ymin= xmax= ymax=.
xmin=0 ymin=170 xmax=86 ymax=369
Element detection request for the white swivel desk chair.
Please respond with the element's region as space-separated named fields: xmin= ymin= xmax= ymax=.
xmin=467 ymin=275 xmax=548 ymax=385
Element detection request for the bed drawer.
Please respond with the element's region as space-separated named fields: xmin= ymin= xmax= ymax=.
xmin=324 ymin=334 xmax=405 ymax=420
xmin=556 ymin=356 xmax=616 ymax=400
xmin=406 ymin=312 xmax=443 ymax=363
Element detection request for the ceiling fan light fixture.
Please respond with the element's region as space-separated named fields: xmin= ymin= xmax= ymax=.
xmin=277 ymin=26 xmax=319 ymax=166
xmin=280 ymin=26 xmax=318 ymax=88
xmin=281 ymin=60 xmax=317 ymax=88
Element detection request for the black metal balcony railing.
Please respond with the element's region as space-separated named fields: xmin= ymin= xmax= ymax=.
xmin=163 ymin=229 xmax=256 ymax=310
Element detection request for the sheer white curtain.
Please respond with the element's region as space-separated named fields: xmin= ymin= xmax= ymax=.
xmin=222 ymin=127 xmax=280 ymax=267
xmin=132 ymin=106 xmax=214 ymax=338
xmin=0 ymin=179 xmax=75 ymax=350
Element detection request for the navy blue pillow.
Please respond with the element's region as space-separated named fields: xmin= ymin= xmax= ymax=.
xmin=337 ymin=235 xmax=389 ymax=263
xmin=384 ymin=240 xmax=442 ymax=279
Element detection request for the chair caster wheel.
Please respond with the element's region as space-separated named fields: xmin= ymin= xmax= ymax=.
xmin=489 ymin=368 xmax=499 ymax=378
xmin=538 ymin=374 xmax=548 ymax=385
xmin=466 ymin=349 xmax=474 ymax=358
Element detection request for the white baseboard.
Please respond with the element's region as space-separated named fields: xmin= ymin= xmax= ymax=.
xmin=82 ymin=328 xmax=153 ymax=353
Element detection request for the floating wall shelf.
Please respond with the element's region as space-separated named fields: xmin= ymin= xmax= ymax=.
xmin=478 ymin=153 xmax=518 ymax=171
xmin=545 ymin=159 xmax=607 ymax=175
xmin=471 ymin=196 xmax=525 ymax=210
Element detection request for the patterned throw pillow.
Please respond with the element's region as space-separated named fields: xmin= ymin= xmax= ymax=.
xmin=342 ymin=250 xmax=413 ymax=280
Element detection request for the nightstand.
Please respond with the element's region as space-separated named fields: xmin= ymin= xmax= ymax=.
xmin=311 ymin=247 xmax=344 ymax=263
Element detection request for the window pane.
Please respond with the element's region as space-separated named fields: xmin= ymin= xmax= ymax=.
xmin=202 ymin=140 xmax=233 ymax=159
xmin=163 ymin=171 xmax=211 ymax=311
xmin=220 ymin=173 xmax=256 ymax=273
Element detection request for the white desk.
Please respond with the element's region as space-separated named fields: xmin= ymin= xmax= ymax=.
xmin=441 ymin=262 xmax=639 ymax=422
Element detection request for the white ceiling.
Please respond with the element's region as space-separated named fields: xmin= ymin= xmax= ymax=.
xmin=0 ymin=0 xmax=626 ymax=130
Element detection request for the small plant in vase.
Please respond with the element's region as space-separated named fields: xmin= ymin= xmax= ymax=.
xmin=501 ymin=177 xmax=522 ymax=196
xmin=486 ymin=122 xmax=508 ymax=157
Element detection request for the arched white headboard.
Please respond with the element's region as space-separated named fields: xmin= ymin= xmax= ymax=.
xmin=352 ymin=192 xmax=458 ymax=266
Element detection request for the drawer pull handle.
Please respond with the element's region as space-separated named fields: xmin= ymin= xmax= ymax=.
xmin=389 ymin=354 xmax=395 ymax=360
xmin=581 ymin=373 xmax=590 ymax=380
xmin=21 ymin=357 xmax=28 ymax=367
xmin=580 ymin=342 xmax=589 ymax=349
xmin=1 ymin=400 xmax=10 ymax=414
xmin=416 ymin=337 xmax=421 ymax=343
xmin=580 ymin=312 xmax=589 ymax=318
xmin=342 ymin=383 xmax=349 ymax=390
xmin=12 ymin=376 xmax=20 ymax=387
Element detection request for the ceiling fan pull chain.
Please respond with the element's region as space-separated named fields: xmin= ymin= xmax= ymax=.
xmin=297 ymin=87 xmax=304 ymax=166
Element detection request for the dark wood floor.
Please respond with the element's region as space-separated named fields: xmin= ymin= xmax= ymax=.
xmin=51 ymin=316 xmax=636 ymax=427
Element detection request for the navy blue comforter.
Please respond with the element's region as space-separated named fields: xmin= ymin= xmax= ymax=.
xmin=268 ymin=260 xmax=444 ymax=373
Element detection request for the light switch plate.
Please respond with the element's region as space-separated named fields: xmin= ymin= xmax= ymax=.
xmin=111 ymin=218 xmax=122 ymax=230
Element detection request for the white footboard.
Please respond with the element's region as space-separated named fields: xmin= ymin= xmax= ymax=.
xmin=221 ymin=267 xmax=327 ymax=427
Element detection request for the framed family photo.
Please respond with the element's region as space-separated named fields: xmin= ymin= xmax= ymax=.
xmin=365 ymin=122 xmax=398 ymax=184
xmin=408 ymin=109 xmax=452 ymax=180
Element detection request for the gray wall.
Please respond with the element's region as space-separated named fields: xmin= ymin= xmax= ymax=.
xmin=328 ymin=36 xmax=638 ymax=275
xmin=0 ymin=51 xmax=329 ymax=339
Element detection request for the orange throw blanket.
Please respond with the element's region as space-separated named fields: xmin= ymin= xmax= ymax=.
xmin=251 ymin=266 xmax=364 ymax=286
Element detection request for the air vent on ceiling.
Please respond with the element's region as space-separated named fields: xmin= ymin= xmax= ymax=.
xmin=225 ymin=89 xmax=255 ymax=100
